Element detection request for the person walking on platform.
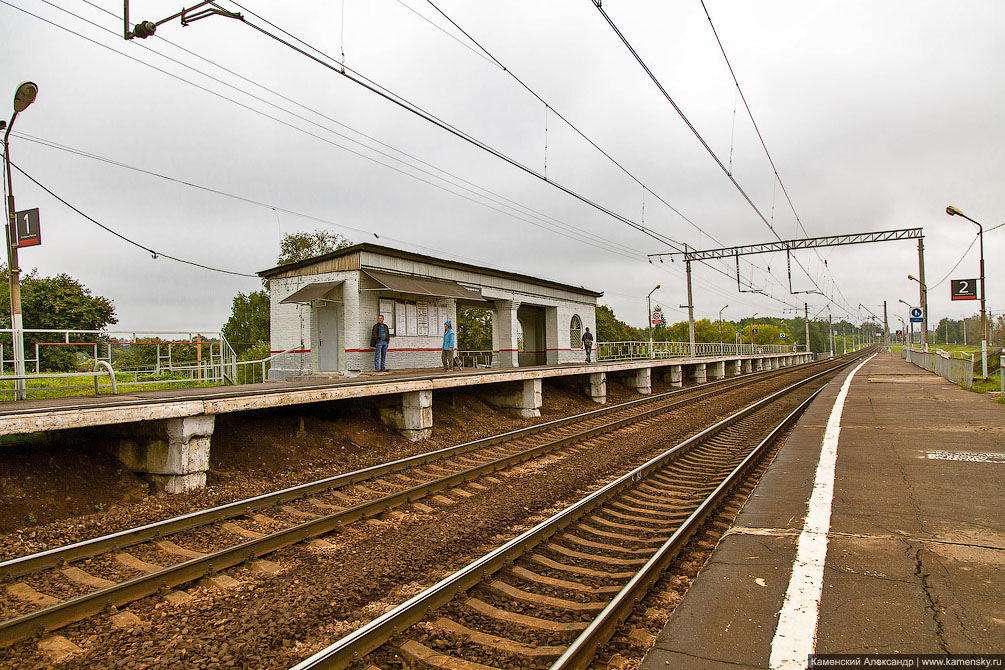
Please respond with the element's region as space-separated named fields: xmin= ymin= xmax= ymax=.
xmin=370 ymin=314 xmax=392 ymax=372
xmin=442 ymin=321 xmax=457 ymax=371
xmin=582 ymin=326 xmax=594 ymax=363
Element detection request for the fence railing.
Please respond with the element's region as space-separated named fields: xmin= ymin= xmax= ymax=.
xmin=904 ymin=346 xmax=974 ymax=388
xmin=457 ymin=350 xmax=493 ymax=368
xmin=597 ymin=340 xmax=795 ymax=362
xmin=1 ymin=328 xmax=239 ymax=398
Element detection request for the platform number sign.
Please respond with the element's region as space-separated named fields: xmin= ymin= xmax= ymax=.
xmin=950 ymin=278 xmax=978 ymax=301
xmin=910 ymin=307 xmax=923 ymax=323
xmin=14 ymin=208 xmax=41 ymax=248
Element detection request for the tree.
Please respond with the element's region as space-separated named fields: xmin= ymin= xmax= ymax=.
xmin=596 ymin=304 xmax=641 ymax=342
xmin=278 ymin=230 xmax=351 ymax=266
xmin=222 ymin=231 xmax=352 ymax=355
xmin=1 ymin=265 xmax=117 ymax=371
xmin=221 ymin=290 xmax=271 ymax=357
xmin=457 ymin=305 xmax=492 ymax=351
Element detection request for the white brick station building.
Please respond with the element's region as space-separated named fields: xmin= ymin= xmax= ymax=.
xmin=259 ymin=243 xmax=602 ymax=379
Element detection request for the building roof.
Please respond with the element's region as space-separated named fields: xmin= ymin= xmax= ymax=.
xmin=258 ymin=242 xmax=604 ymax=298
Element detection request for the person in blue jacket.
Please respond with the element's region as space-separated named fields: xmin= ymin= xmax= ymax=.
xmin=441 ymin=321 xmax=457 ymax=371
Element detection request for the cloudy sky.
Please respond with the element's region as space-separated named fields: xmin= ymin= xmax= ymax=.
xmin=2 ymin=0 xmax=1003 ymax=337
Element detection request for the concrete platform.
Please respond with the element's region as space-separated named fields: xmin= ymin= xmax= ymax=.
xmin=640 ymin=353 xmax=1004 ymax=669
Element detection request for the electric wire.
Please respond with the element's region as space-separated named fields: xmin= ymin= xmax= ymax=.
xmin=3 ymin=0 xmax=799 ymax=313
xmin=8 ymin=160 xmax=258 ymax=277
xmin=213 ymin=0 xmax=800 ymax=306
xmin=699 ymin=0 xmax=854 ymax=313
xmin=56 ymin=0 xmax=646 ymax=262
xmin=587 ymin=1 xmax=851 ymax=317
xmin=417 ymin=0 xmax=792 ymax=300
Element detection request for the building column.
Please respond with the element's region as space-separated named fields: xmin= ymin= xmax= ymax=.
xmin=481 ymin=379 xmax=542 ymax=418
xmin=586 ymin=372 xmax=606 ymax=404
xmin=492 ymin=300 xmax=521 ymax=368
xmin=709 ymin=361 xmax=726 ymax=380
xmin=688 ymin=363 xmax=707 ymax=384
xmin=624 ymin=368 xmax=651 ymax=395
xmin=111 ymin=416 xmax=215 ymax=494
xmin=664 ymin=364 xmax=683 ymax=388
xmin=378 ymin=390 xmax=433 ymax=441
xmin=545 ymin=307 xmax=560 ymax=366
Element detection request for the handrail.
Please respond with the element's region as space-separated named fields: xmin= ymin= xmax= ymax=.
xmin=93 ymin=360 xmax=117 ymax=395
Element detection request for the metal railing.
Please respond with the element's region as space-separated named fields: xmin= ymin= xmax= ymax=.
xmin=904 ymin=346 xmax=975 ymax=388
xmin=231 ymin=348 xmax=305 ymax=385
xmin=597 ymin=340 xmax=794 ymax=362
xmin=1 ymin=328 xmax=239 ymax=398
xmin=456 ymin=350 xmax=493 ymax=368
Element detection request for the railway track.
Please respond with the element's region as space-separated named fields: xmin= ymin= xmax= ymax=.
xmin=290 ymin=359 xmax=855 ymax=670
xmin=0 ymin=354 xmax=857 ymax=659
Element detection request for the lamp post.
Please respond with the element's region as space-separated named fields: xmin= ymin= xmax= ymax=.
xmin=718 ymin=304 xmax=728 ymax=349
xmin=2 ymin=81 xmax=38 ymax=402
xmin=647 ymin=284 xmax=660 ymax=360
xmin=907 ymin=273 xmax=928 ymax=352
xmin=946 ymin=205 xmax=988 ymax=378
xmin=898 ymin=299 xmax=914 ymax=348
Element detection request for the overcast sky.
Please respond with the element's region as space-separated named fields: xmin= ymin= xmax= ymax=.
xmin=2 ymin=0 xmax=1003 ymax=337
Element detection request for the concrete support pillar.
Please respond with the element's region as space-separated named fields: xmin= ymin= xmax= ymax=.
xmin=731 ymin=360 xmax=742 ymax=376
xmin=491 ymin=300 xmax=521 ymax=368
xmin=664 ymin=364 xmax=683 ymax=388
xmin=378 ymin=390 xmax=433 ymax=441
xmin=709 ymin=361 xmax=726 ymax=380
xmin=624 ymin=368 xmax=651 ymax=395
xmin=772 ymin=357 xmax=780 ymax=370
xmin=688 ymin=363 xmax=707 ymax=384
xmin=754 ymin=358 xmax=763 ymax=372
xmin=481 ymin=379 xmax=542 ymax=418
xmin=742 ymin=359 xmax=753 ymax=374
xmin=586 ymin=372 xmax=607 ymax=404
xmin=112 ymin=416 xmax=215 ymax=494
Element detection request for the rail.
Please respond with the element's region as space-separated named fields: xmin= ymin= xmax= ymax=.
xmin=598 ymin=340 xmax=795 ymax=362
xmin=904 ymin=346 xmax=975 ymax=388
xmin=289 ymin=359 xmax=850 ymax=670
xmin=1 ymin=328 xmax=239 ymax=397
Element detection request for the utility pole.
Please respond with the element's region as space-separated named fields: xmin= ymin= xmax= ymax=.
xmin=685 ymin=258 xmax=695 ymax=358
xmin=918 ymin=238 xmax=929 ymax=352
xmin=829 ymin=313 xmax=834 ymax=358
xmin=883 ymin=300 xmax=890 ymax=352
xmin=804 ymin=303 xmax=810 ymax=354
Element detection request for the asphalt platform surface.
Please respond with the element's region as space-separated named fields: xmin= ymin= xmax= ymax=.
xmin=640 ymin=352 xmax=1004 ymax=669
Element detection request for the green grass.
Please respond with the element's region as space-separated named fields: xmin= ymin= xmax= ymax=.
xmin=1 ymin=372 xmax=218 ymax=401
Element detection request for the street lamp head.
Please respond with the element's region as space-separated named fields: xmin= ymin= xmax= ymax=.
xmin=654 ymin=284 xmax=660 ymax=290
xmin=12 ymin=81 xmax=38 ymax=113
xmin=946 ymin=205 xmax=962 ymax=217
xmin=908 ymin=274 xmax=919 ymax=283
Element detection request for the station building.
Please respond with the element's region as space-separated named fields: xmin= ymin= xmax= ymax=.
xmin=259 ymin=243 xmax=602 ymax=380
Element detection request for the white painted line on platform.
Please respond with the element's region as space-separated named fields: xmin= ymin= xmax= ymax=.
xmin=926 ymin=450 xmax=1005 ymax=463
xmin=768 ymin=354 xmax=876 ymax=670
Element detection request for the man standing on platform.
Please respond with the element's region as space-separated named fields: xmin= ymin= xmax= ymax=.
xmin=442 ymin=321 xmax=457 ymax=371
xmin=582 ymin=326 xmax=594 ymax=363
xmin=370 ymin=314 xmax=391 ymax=372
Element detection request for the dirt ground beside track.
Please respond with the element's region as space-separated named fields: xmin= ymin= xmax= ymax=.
xmin=0 ymin=376 xmax=649 ymax=551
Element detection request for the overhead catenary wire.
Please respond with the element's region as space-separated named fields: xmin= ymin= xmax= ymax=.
xmin=420 ymin=0 xmax=787 ymax=292
xmin=587 ymin=0 xmax=853 ymax=318
xmin=212 ymin=0 xmax=800 ymax=307
xmin=698 ymin=0 xmax=854 ymax=314
xmin=49 ymin=0 xmax=647 ymax=262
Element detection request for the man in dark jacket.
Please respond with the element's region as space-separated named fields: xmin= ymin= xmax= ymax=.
xmin=370 ymin=314 xmax=392 ymax=371
xmin=582 ymin=326 xmax=594 ymax=363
